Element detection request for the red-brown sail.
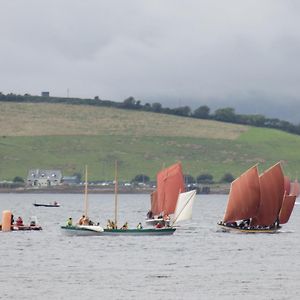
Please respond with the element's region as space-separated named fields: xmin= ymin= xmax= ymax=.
xmin=156 ymin=162 xmax=185 ymax=215
xmin=284 ymin=176 xmax=290 ymax=195
xmin=150 ymin=190 xmax=160 ymax=215
xmin=279 ymin=193 xmax=296 ymax=224
xmin=223 ymin=165 xmax=260 ymax=223
xmin=290 ymin=179 xmax=300 ymax=197
xmin=252 ymin=162 xmax=284 ymax=226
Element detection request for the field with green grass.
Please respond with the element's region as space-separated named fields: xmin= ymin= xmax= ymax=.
xmin=1 ymin=102 xmax=300 ymax=181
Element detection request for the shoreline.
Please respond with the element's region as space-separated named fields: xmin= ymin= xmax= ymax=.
xmin=0 ymin=185 xmax=230 ymax=194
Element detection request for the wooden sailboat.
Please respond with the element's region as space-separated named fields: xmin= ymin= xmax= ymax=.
xmin=218 ymin=162 xmax=296 ymax=233
xmin=62 ymin=163 xmax=176 ymax=236
xmin=102 ymin=161 xmax=176 ymax=236
xmin=61 ymin=165 xmax=104 ymax=236
xmin=146 ymin=162 xmax=186 ymax=226
xmin=33 ymin=201 xmax=60 ymax=207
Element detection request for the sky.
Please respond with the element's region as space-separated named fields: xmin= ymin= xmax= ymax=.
xmin=1 ymin=0 xmax=300 ymax=123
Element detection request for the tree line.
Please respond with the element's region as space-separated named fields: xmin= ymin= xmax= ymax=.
xmin=133 ymin=173 xmax=234 ymax=184
xmin=1 ymin=92 xmax=300 ymax=135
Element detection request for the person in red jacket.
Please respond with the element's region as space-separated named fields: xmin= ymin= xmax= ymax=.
xmin=16 ymin=216 xmax=23 ymax=226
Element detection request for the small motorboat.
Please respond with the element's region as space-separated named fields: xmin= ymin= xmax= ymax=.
xmin=12 ymin=216 xmax=42 ymax=231
xmin=33 ymin=201 xmax=60 ymax=207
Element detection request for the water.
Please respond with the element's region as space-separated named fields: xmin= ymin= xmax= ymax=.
xmin=0 ymin=194 xmax=299 ymax=300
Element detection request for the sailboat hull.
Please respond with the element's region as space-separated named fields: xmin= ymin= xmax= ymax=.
xmin=61 ymin=225 xmax=104 ymax=236
xmin=217 ymin=224 xmax=280 ymax=234
xmin=102 ymin=227 xmax=175 ymax=236
xmin=33 ymin=203 xmax=60 ymax=207
xmin=61 ymin=226 xmax=176 ymax=236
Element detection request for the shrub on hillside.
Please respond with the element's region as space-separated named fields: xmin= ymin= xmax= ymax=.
xmin=220 ymin=173 xmax=235 ymax=183
xmin=184 ymin=174 xmax=195 ymax=184
xmin=13 ymin=176 xmax=24 ymax=183
xmin=196 ymin=173 xmax=214 ymax=184
xmin=132 ymin=174 xmax=150 ymax=183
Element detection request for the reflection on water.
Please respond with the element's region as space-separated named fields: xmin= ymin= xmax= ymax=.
xmin=0 ymin=193 xmax=299 ymax=300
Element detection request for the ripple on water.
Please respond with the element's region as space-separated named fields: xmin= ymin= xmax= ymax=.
xmin=0 ymin=194 xmax=300 ymax=300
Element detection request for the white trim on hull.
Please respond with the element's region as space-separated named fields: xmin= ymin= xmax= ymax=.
xmin=61 ymin=226 xmax=175 ymax=236
xmin=102 ymin=228 xmax=175 ymax=236
xmin=61 ymin=225 xmax=104 ymax=236
xmin=145 ymin=218 xmax=170 ymax=226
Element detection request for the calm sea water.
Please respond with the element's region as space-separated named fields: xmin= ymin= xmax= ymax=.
xmin=0 ymin=193 xmax=299 ymax=300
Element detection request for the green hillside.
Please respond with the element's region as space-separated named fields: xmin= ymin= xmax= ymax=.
xmin=1 ymin=102 xmax=300 ymax=181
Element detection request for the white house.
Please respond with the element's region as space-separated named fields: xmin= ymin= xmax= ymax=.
xmin=27 ymin=169 xmax=62 ymax=187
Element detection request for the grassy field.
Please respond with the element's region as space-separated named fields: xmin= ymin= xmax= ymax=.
xmin=1 ymin=102 xmax=300 ymax=181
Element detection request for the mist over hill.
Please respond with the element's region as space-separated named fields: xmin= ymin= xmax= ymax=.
xmin=147 ymin=93 xmax=300 ymax=125
xmin=2 ymin=1 xmax=300 ymax=126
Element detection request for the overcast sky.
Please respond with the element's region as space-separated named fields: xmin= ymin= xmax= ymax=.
xmin=1 ymin=1 xmax=300 ymax=122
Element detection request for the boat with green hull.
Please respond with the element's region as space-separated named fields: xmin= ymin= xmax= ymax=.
xmin=61 ymin=225 xmax=176 ymax=236
xmin=61 ymin=162 xmax=177 ymax=237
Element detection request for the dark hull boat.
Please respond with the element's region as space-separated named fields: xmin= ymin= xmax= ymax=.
xmin=217 ymin=223 xmax=280 ymax=234
xmin=12 ymin=225 xmax=42 ymax=231
xmin=33 ymin=203 xmax=60 ymax=207
xmin=218 ymin=162 xmax=296 ymax=233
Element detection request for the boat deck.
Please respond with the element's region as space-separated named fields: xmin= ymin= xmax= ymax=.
xmin=61 ymin=225 xmax=176 ymax=236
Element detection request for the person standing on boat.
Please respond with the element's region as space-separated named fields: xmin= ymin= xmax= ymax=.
xmin=163 ymin=214 xmax=170 ymax=227
xmin=121 ymin=222 xmax=128 ymax=230
xmin=137 ymin=222 xmax=143 ymax=229
xmin=82 ymin=216 xmax=90 ymax=225
xmin=111 ymin=221 xmax=117 ymax=229
xmin=147 ymin=210 xmax=153 ymax=219
xmin=156 ymin=222 xmax=164 ymax=229
xmin=78 ymin=215 xmax=85 ymax=225
xmin=107 ymin=219 xmax=112 ymax=229
xmin=66 ymin=217 xmax=72 ymax=226
xmin=16 ymin=216 xmax=23 ymax=226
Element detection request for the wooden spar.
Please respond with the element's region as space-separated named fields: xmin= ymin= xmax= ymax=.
xmin=114 ymin=160 xmax=118 ymax=228
xmin=84 ymin=165 xmax=88 ymax=218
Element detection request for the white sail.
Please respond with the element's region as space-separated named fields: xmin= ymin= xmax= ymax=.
xmin=172 ymin=190 xmax=196 ymax=225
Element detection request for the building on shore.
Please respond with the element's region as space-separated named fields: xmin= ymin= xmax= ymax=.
xmin=62 ymin=176 xmax=79 ymax=185
xmin=26 ymin=169 xmax=62 ymax=187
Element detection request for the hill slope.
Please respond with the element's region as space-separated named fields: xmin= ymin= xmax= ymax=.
xmin=1 ymin=102 xmax=300 ymax=181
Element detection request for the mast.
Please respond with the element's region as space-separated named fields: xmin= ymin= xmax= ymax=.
xmin=84 ymin=165 xmax=88 ymax=218
xmin=114 ymin=160 xmax=118 ymax=228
